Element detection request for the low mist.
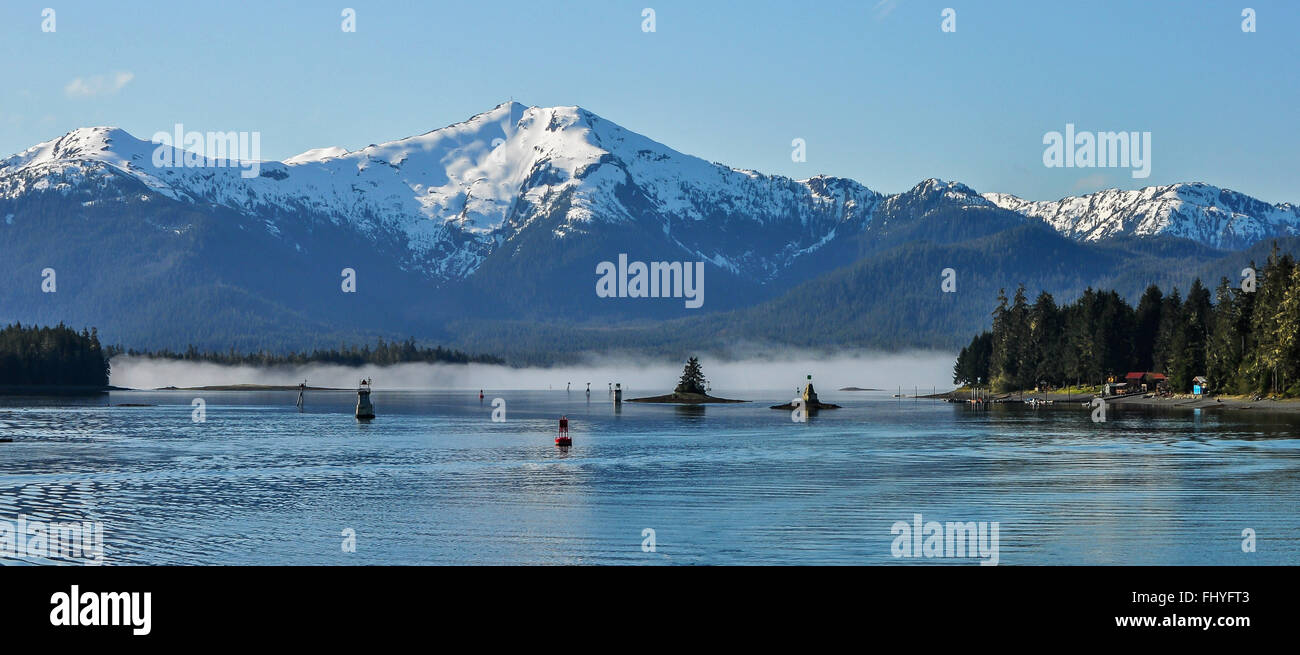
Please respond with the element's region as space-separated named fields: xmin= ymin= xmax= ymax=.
xmin=110 ymin=351 xmax=957 ymax=392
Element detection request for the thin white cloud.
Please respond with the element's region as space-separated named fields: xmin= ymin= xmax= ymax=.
xmin=873 ymin=0 xmax=899 ymax=21
xmin=64 ymin=71 xmax=134 ymax=98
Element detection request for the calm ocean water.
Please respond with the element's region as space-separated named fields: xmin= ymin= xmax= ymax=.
xmin=1 ymin=389 xmax=1297 ymax=565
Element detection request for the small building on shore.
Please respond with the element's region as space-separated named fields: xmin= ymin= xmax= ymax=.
xmin=1192 ymin=376 xmax=1209 ymax=396
xmin=1124 ymin=372 xmax=1168 ymax=393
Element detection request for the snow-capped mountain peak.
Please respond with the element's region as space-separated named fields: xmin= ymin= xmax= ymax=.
xmin=3 ymin=126 xmax=138 ymax=172
xmin=0 ymin=103 xmax=885 ymax=283
xmin=985 ymin=183 xmax=1300 ymax=249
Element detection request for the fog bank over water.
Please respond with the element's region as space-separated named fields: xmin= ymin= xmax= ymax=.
xmin=111 ymin=351 xmax=957 ymax=392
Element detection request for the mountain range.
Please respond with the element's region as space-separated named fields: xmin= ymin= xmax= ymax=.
xmin=1 ymin=102 xmax=1296 ymax=362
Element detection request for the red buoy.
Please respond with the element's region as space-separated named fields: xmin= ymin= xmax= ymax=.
xmin=556 ymin=416 xmax=571 ymax=446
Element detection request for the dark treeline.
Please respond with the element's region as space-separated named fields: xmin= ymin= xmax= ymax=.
xmin=0 ymin=322 xmax=110 ymax=386
xmin=107 ymin=337 xmax=504 ymax=367
xmin=954 ymin=246 xmax=1300 ymax=396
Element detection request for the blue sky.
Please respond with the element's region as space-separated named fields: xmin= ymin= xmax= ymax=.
xmin=0 ymin=0 xmax=1296 ymax=202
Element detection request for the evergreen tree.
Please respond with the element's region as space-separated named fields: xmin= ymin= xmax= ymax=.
xmin=1152 ymin=289 xmax=1183 ymax=375
xmin=1095 ymin=290 xmax=1136 ymax=382
xmin=1169 ymin=279 xmax=1212 ymax=392
xmin=1207 ymin=277 xmax=1248 ymax=394
xmin=1065 ymin=289 xmax=1101 ymax=385
xmin=1248 ymin=248 xmax=1295 ymax=394
xmin=953 ymin=331 xmax=992 ymax=387
xmin=1133 ymin=284 xmax=1163 ymax=371
xmin=1027 ymin=291 xmax=1062 ymax=389
xmin=972 ymin=331 xmax=992 ymax=387
xmin=953 ymin=344 xmax=972 ymax=386
xmin=674 ymin=356 xmax=708 ymax=394
xmin=1271 ymin=265 xmax=1300 ymax=395
xmin=990 ymin=285 xmax=1030 ymax=391
xmin=988 ymin=288 xmax=1011 ymax=388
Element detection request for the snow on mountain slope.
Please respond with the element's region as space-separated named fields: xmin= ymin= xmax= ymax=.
xmin=283 ymin=146 xmax=347 ymax=165
xmin=0 ymin=126 xmax=185 ymax=201
xmin=985 ymin=183 xmax=1300 ymax=249
xmin=0 ymin=103 xmax=882 ymax=283
xmin=6 ymin=104 xmax=1296 ymax=287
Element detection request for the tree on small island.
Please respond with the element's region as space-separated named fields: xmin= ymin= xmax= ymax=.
xmin=628 ymin=356 xmax=745 ymax=404
xmin=674 ymin=356 xmax=708 ymax=395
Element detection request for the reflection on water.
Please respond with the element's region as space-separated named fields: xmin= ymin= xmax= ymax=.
xmin=1 ymin=390 xmax=1297 ymax=565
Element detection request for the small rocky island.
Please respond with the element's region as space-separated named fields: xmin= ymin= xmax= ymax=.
xmin=628 ymin=357 xmax=747 ymax=404
xmin=771 ymin=376 xmax=841 ymax=411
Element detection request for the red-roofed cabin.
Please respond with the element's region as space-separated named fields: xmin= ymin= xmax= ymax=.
xmin=1124 ymin=372 xmax=1168 ymax=393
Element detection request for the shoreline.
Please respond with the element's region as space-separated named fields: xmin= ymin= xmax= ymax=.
xmin=0 ymin=385 xmax=127 ymax=395
xmin=942 ymin=388 xmax=1300 ymax=415
xmin=1105 ymin=394 xmax=1300 ymax=414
